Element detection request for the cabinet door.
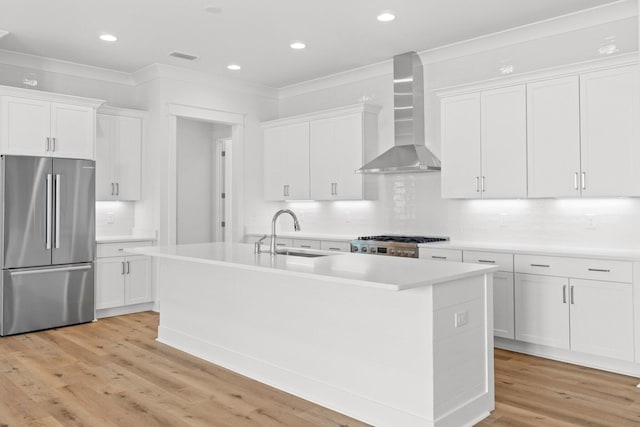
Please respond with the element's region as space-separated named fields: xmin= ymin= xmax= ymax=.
xmin=569 ymin=279 xmax=633 ymax=361
xmin=309 ymin=117 xmax=336 ymax=200
xmin=95 ymin=114 xmax=116 ymax=201
xmin=333 ymin=113 xmax=363 ymax=200
xmin=441 ymin=93 xmax=481 ymax=198
xmin=1 ymin=96 xmax=50 ymax=156
xmin=96 ymin=257 xmax=126 ymax=309
xmin=125 ymin=256 xmax=152 ymax=305
xmin=50 ymin=103 xmax=95 ymax=159
xmin=580 ymin=65 xmax=640 ymax=197
xmin=493 ymin=271 xmax=515 ymax=339
xmin=515 ymin=273 xmax=569 ymax=349
xmin=115 ymin=116 xmax=142 ymax=201
xmin=527 ymin=77 xmax=581 ymax=198
xmin=284 ymin=122 xmax=310 ymax=200
xmin=263 ymin=126 xmax=289 ymax=200
xmin=481 ymin=85 xmax=527 ymax=198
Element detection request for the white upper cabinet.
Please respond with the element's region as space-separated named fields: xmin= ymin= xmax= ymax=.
xmin=580 ymin=65 xmax=640 ymax=197
xmin=441 ymin=93 xmax=481 ymax=198
xmin=0 ymin=87 xmax=102 ymax=160
xmin=441 ymin=86 xmax=526 ymax=198
xmin=310 ymin=106 xmax=379 ymax=200
xmin=481 ymin=85 xmax=527 ymax=198
xmin=263 ymin=122 xmax=310 ymax=200
xmin=263 ymin=103 xmax=379 ymax=201
xmin=527 ymin=76 xmax=581 ymax=198
xmin=96 ymin=108 xmax=143 ymax=201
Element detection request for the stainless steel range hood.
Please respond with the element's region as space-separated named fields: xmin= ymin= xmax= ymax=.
xmin=357 ymin=51 xmax=441 ymax=174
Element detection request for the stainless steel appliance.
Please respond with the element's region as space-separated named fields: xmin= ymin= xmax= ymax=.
xmin=0 ymin=155 xmax=95 ymax=336
xmin=350 ymin=235 xmax=449 ymax=258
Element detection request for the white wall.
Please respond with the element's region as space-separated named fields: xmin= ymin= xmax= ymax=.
xmin=96 ymin=201 xmax=136 ymax=236
xmin=245 ymin=15 xmax=640 ymax=249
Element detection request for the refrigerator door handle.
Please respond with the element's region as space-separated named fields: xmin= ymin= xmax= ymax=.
xmin=9 ymin=264 xmax=92 ymax=276
xmin=54 ymin=174 xmax=61 ymax=249
xmin=46 ymin=174 xmax=53 ymax=249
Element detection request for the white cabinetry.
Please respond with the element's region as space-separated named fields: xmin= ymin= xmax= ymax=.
xmin=0 ymin=87 xmax=102 ymax=159
xmin=96 ymin=240 xmax=154 ymax=317
xmin=441 ymin=86 xmax=526 ymax=198
xmin=263 ymin=104 xmax=379 ymax=201
xmin=96 ymin=107 xmax=144 ymax=201
xmin=309 ymin=105 xmax=379 ymax=200
xmin=527 ymin=76 xmax=581 ymax=198
xmin=514 ymin=254 xmax=634 ymax=362
xmin=580 ymin=65 xmax=640 ymax=197
xmin=418 ymin=248 xmax=463 ymax=262
xmin=263 ymin=122 xmax=310 ymax=200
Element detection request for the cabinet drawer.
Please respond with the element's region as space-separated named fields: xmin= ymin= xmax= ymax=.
xmin=515 ymin=254 xmax=632 ymax=283
xmin=320 ymin=240 xmax=350 ymax=252
xmin=292 ymin=239 xmax=321 ymax=250
xmin=463 ymin=251 xmax=513 ymax=272
xmin=419 ymin=248 xmax=463 ymax=262
xmin=97 ymin=240 xmax=153 ymax=258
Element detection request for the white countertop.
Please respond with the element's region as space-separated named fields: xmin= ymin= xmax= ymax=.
xmin=128 ymin=242 xmax=497 ymax=291
xmin=419 ymin=240 xmax=640 ymax=261
xmin=246 ymin=231 xmax=355 ymax=241
xmin=96 ymin=235 xmax=157 ymax=243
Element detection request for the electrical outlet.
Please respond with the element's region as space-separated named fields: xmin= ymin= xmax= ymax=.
xmin=585 ymin=213 xmax=596 ymax=230
xmin=106 ymin=212 xmax=115 ymax=224
xmin=454 ymin=311 xmax=468 ymax=328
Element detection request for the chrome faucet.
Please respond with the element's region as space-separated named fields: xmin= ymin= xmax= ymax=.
xmin=270 ymin=209 xmax=300 ymax=254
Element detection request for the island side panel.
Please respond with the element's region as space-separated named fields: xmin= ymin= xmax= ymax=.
xmin=432 ymin=273 xmax=495 ymax=426
xmin=155 ymin=257 xmax=437 ymax=427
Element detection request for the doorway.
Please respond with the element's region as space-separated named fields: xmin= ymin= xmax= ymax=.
xmin=176 ymin=118 xmax=232 ymax=244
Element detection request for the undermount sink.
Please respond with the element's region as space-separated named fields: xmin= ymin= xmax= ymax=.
xmin=276 ymin=250 xmax=329 ymax=258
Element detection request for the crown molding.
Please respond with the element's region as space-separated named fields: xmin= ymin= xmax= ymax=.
xmin=0 ymin=49 xmax=135 ymax=86
xmin=132 ymin=63 xmax=278 ymax=100
xmin=278 ymin=0 xmax=637 ymax=99
xmin=261 ymin=102 xmax=382 ymax=128
xmin=98 ymin=105 xmax=148 ymax=118
xmin=0 ymin=83 xmax=105 ymax=107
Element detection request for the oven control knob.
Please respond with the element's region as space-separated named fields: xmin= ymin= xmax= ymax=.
xmin=362 ymin=247 xmax=368 ymax=253
xmin=352 ymin=247 xmax=358 ymax=252
xmin=389 ymin=249 xmax=395 ymax=255
xmin=371 ymin=247 xmax=377 ymax=253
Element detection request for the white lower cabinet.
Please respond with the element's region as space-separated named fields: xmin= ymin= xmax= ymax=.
xmin=493 ymin=271 xmax=515 ymax=340
xmin=96 ymin=241 xmax=154 ymax=316
xmin=515 ymin=272 xmax=634 ymax=362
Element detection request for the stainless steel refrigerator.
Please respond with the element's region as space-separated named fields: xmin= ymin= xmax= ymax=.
xmin=0 ymin=155 xmax=95 ymax=336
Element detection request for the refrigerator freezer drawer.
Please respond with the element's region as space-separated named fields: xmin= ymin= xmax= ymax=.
xmin=1 ymin=263 xmax=94 ymax=336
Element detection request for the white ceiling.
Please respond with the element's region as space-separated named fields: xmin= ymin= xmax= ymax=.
xmin=0 ymin=0 xmax=625 ymax=88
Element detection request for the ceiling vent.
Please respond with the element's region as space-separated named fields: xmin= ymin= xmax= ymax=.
xmin=169 ymin=51 xmax=198 ymax=61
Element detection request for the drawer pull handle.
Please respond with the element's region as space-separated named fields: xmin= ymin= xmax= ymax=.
xmin=300 ymin=245 xmax=312 ymax=249
xmin=478 ymin=259 xmax=495 ymax=264
xmin=562 ymin=285 xmax=567 ymax=304
xmin=531 ymin=264 xmax=550 ymax=268
xmin=276 ymin=243 xmax=286 ymax=246
xmin=432 ymin=256 xmax=447 ymax=260
xmin=588 ymin=268 xmax=610 ymax=273
xmin=570 ymin=285 xmax=575 ymax=305
xmin=329 ymin=247 xmax=341 ymax=251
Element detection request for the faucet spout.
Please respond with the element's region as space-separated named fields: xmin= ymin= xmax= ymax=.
xmin=270 ymin=209 xmax=301 ymax=254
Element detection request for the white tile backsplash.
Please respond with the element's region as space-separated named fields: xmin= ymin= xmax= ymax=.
xmin=96 ymin=201 xmax=136 ymax=236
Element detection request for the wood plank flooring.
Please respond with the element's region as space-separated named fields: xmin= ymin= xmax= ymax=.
xmin=0 ymin=311 xmax=638 ymax=426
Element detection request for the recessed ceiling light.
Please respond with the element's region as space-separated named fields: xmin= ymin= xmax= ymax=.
xmin=99 ymin=34 xmax=118 ymax=42
xmin=227 ymin=64 xmax=241 ymax=71
xmin=377 ymin=11 xmax=395 ymax=22
xmin=290 ymin=41 xmax=306 ymax=50
xmin=204 ymin=6 xmax=222 ymax=14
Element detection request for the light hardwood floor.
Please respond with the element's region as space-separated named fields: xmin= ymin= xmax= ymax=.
xmin=0 ymin=312 xmax=638 ymax=426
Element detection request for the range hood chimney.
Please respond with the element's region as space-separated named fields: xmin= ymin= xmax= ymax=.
xmin=357 ymin=51 xmax=441 ymax=174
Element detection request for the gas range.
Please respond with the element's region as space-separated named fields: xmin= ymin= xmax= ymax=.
xmin=350 ymin=235 xmax=449 ymax=258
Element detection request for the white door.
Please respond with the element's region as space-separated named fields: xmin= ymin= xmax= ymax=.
xmin=333 ymin=113 xmax=363 ymax=200
xmin=95 ymin=114 xmax=116 ymax=201
xmin=441 ymin=93 xmax=482 ymax=198
xmin=515 ymin=273 xmax=569 ymax=349
xmin=1 ymin=96 xmax=50 ymax=156
xmin=580 ymin=65 xmax=640 ymax=197
xmin=284 ymin=122 xmax=310 ymax=200
xmin=115 ymin=115 xmax=142 ymax=201
xmin=96 ymin=257 xmax=126 ymax=309
xmin=569 ymin=279 xmax=634 ymax=361
xmin=310 ymin=117 xmax=336 ymax=200
xmin=493 ymin=271 xmax=515 ymax=339
xmin=125 ymin=256 xmax=152 ymax=305
xmin=527 ymin=76 xmax=581 ymax=198
xmin=50 ymin=103 xmax=95 ymax=159
xmin=481 ymin=85 xmax=527 ymax=198
xmin=263 ymin=126 xmax=288 ymax=200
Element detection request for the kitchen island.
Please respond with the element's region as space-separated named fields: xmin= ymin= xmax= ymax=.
xmin=129 ymin=242 xmax=498 ymax=427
